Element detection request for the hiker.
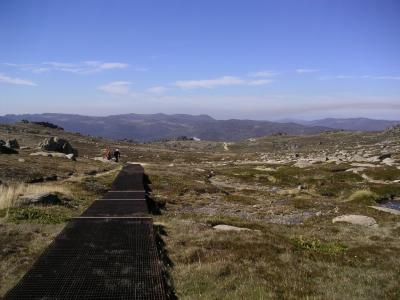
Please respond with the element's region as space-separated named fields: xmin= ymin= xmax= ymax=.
xmin=104 ymin=149 xmax=112 ymax=160
xmin=114 ymin=148 xmax=121 ymax=162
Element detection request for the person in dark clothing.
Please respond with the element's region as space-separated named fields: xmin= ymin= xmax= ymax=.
xmin=113 ymin=149 xmax=121 ymax=162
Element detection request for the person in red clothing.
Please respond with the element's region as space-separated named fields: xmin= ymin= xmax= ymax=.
xmin=104 ymin=149 xmax=112 ymax=160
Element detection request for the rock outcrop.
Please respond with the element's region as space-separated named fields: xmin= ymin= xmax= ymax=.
xmin=0 ymin=144 xmax=18 ymax=154
xmin=39 ymin=137 xmax=77 ymax=156
xmin=332 ymin=215 xmax=378 ymax=227
xmin=19 ymin=192 xmax=62 ymax=205
xmin=213 ymin=224 xmax=255 ymax=232
xmin=5 ymin=139 xmax=20 ymax=149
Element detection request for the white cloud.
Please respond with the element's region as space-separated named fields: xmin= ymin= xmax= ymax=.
xmin=147 ymin=86 xmax=168 ymax=94
xmin=45 ymin=61 xmax=129 ymax=74
xmin=247 ymin=79 xmax=273 ymax=85
xmin=175 ymin=75 xmax=273 ymax=89
xmin=247 ymin=70 xmax=278 ymax=77
xmin=362 ymin=75 xmax=400 ymax=80
xmin=98 ymin=62 xmax=129 ymax=70
xmin=296 ymin=69 xmax=319 ymax=74
xmin=0 ymin=73 xmax=37 ymax=86
xmin=3 ymin=61 xmax=130 ymax=74
xmin=319 ymin=75 xmax=354 ymax=80
xmin=32 ymin=67 xmax=51 ymax=74
xmin=319 ymin=75 xmax=400 ymax=80
xmin=98 ymin=81 xmax=132 ymax=95
xmin=175 ymin=76 xmax=244 ymax=89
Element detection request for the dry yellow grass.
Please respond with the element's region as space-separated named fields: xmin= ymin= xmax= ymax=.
xmin=0 ymin=183 xmax=70 ymax=209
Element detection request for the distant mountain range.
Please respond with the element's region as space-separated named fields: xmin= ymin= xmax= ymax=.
xmin=286 ymin=118 xmax=400 ymax=132
xmin=0 ymin=113 xmax=398 ymax=142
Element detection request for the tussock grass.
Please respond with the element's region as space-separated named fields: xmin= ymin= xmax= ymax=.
xmin=0 ymin=183 xmax=70 ymax=210
xmin=347 ymin=189 xmax=379 ymax=205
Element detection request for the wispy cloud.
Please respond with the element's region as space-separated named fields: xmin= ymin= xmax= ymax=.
xmin=0 ymin=73 xmax=37 ymax=86
xmin=175 ymin=76 xmax=243 ymax=89
xmin=319 ymin=75 xmax=354 ymax=80
xmin=43 ymin=61 xmax=129 ymax=74
xmin=147 ymin=86 xmax=168 ymax=94
xmin=175 ymin=75 xmax=273 ymax=89
xmin=296 ymin=69 xmax=319 ymax=74
xmin=2 ymin=61 xmax=130 ymax=74
xmin=247 ymin=79 xmax=273 ymax=85
xmin=247 ymin=70 xmax=278 ymax=77
xmin=362 ymin=75 xmax=400 ymax=80
xmin=98 ymin=81 xmax=132 ymax=95
xmin=319 ymin=74 xmax=400 ymax=80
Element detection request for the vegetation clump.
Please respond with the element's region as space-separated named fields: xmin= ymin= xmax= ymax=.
xmin=5 ymin=207 xmax=70 ymax=224
xmin=294 ymin=236 xmax=347 ymax=254
xmin=32 ymin=121 xmax=64 ymax=130
xmin=347 ymin=190 xmax=380 ymax=205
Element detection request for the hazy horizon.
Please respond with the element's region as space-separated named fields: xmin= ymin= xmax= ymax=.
xmin=1 ymin=0 xmax=399 ymax=119
xmin=1 ymin=111 xmax=400 ymax=123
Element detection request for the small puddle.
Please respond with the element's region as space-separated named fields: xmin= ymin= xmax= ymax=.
xmin=380 ymin=201 xmax=400 ymax=211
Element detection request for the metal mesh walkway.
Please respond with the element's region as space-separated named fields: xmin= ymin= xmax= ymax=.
xmin=5 ymin=164 xmax=167 ymax=300
xmin=80 ymin=200 xmax=149 ymax=217
xmin=111 ymin=164 xmax=146 ymax=191
xmin=103 ymin=191 xmax=147 ymax=199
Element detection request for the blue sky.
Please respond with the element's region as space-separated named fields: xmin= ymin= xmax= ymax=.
xmin=0 ymin=0 xmax=399 ymax=120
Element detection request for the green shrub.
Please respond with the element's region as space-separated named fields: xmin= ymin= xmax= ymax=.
xmin=347 ymin=190 xmax=379 ymax=205
xmin=370 ymin=184 xmax=400 ymax=201
xmin=6 ymin=207 xmax=70 ymax=224
xmin=294 ymin=236 xmax=347 ymax=254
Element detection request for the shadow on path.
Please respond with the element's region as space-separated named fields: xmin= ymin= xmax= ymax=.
xmin=144 ymin=174 xmax=166 ymax=215
xmin=144 ymin=173 xmax=178 ymax=299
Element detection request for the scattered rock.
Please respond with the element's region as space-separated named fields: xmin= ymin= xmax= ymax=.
xmin=350 ymin=163 xmax=377 ymax=168
xmin=30 ymin=151 xmax=71 ymax=159
xmin=30 ymin=151 xmax=51 ymax=157
xmin=332 ymin=215 xmax=378 ymax=227
xmin=65 ymin=153 xmax=75 ymax=160
xmin=84 ymin=170 xmax=98 ymax=176
xmin=44 ymin=175 xmax=58 ymax=181
xmin=213 ymin=224 xmax=253 ymax=232
xmin=381 ymin=158 xmax=395 ymax=166
xmin=18 ymin=158 xmax=25 ymax=162
xmin=297 ymin=184 xmax=306 ymax=190
xmin=294 ymin=160 xmax=313 ymax=168
xmin=39 ymin=137 xmax=77 ymax=155
xmin=369 ymin=206 xmax=400 ymax=215
xmin=6 ymin=139 xmax=19 ymax=149
xmin=26 ymin=177 xmax=45 ymax=183
xmin=0 ymin=144 xmax=18 ymax=154
xmin=93 ymin=157 xmax=115 ymax=163
xmin=378 ymin=153 xmax=391 ymax=161
xmin=19 ymin=192 xmax=62 ymax=205
xmin=254 ymin=166 xmax=276 ymax=172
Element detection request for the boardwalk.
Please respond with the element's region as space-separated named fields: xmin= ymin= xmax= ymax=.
xmin=5 ymin=164 xmax=167 ymax=300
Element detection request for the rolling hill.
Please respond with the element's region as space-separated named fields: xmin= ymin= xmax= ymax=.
xmin=0 ymin=113 xmax=332 ymax=142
